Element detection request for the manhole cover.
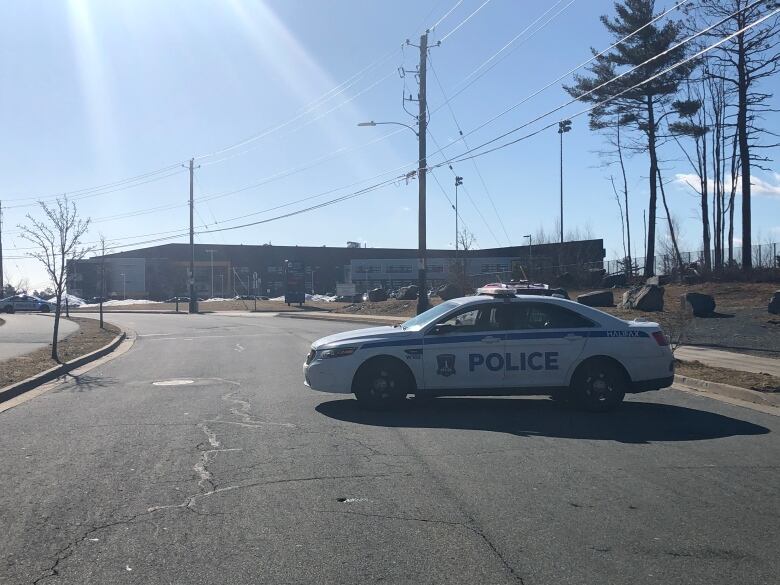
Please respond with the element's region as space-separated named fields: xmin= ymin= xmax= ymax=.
xmin=153 ymin=379 xmax=195 ymax=386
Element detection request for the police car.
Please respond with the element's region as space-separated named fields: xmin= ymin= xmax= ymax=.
xmin=303 ymin=285 xmax=674 ymax=411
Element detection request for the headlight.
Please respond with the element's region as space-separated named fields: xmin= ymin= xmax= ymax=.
xmin=317 ymin=347 xmax=357 ymax=359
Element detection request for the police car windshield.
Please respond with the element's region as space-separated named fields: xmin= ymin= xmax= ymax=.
xmin=400 ymin=301 xmax=460 ymax=331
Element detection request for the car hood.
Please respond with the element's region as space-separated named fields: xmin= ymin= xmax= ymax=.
xmin=312 ymin=325 xmax=415 ymax=349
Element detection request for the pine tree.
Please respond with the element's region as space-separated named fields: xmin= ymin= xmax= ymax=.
xmin=565 ymin=0 xmax=691 ymax=276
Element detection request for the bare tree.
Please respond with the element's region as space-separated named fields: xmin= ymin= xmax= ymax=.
xmin=687 ymin=0 xmax=780 ymax=269
xmin=19 ymin=197 xmax=91 ymax=360
xmin=98 ymin=234 xmax=107 ymax=329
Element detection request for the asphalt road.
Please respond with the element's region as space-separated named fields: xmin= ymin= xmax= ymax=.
xmin=0 ymin=314 xmax=79 ymax=361
xmin=1 ymin=312 xmax=778 ymax=585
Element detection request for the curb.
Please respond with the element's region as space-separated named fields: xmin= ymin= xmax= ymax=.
xmin=0 ymin=329 xmax=127 ymax=404
xmin=276 ymin=312 xmax=404 ymax=326
xmin=674 ymin=373 xmax=780 ymax=409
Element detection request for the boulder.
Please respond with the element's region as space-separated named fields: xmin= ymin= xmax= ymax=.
xmin=620 ymin=284 xmax=665 ymax=312
xmin=438 ymin=283 xmax=463 ymax=301
xmin=367 ymin=288 xmax=388 ymax=302
xmin=601 ymin=273 xmax=627 ymax=288
xmin=681 ymin=292 xmax=715 ymax=317
xmin=397 ymin=285 xmax=419 ymax=301
xmin=577 ymin=290 xmax=614 ymax=307
xmin=769 ymin=290 xmax=780 ymax=315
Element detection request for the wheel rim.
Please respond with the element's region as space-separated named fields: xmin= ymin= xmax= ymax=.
xmin=585 ymin=371 xmax=615 ymax=403
xmin=367 ymin=369 xmax=397 ymax=400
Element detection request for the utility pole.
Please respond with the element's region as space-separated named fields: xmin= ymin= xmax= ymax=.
xmin=416 ymin=31 xmax=429 ymax=314
xmin=454 ymin=176 xmax=463 ymax=259
xmin=120 ymin=272 xmax=126 ymax=300
xmin=205 ymin=249 xmax=215 ymax=299
xmin=186 ymin=158 xmax=199 ymax=313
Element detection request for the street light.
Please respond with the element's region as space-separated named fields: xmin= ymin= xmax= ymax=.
xmin=359 ymin=117 xmax=429 ymax=314
xmin=357 ymin=120 xmax=419 ymax=136
xmin=558 ymin=119 xmax=572 ymax=273
xmin=523 ymin=235 xmax=532 ymax=280
xmin=454 ymin=176 xmax=463 ymax=259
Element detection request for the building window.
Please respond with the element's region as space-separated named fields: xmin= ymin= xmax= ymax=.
xmin=386 ymin=265 xmax=412 ymax=274
xmin=355 ymin=265 xmax=381 ymax=274
xmin=481 ymin=263 xmax=509 ymax=273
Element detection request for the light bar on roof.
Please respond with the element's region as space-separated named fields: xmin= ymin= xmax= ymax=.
xmin=477 ymin=283 xmax=517 ymax=297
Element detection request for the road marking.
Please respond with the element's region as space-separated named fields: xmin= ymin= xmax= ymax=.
xmin=235 ymin=343 xmax=245 ymax=352
xmin=152 ymin=379 xmax=194 ymax=386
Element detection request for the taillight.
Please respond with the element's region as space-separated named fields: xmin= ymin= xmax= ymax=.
xmin=652 ymin=331 xmax=669 ymax=346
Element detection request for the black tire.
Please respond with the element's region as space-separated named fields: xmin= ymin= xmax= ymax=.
xmin=40 ymin=305 xmax=51 ymax=313
xmin=571 ymin=360 xmax=626 ymax=412
xmin=4 ymin=305 xmax=14 ymax=314
xmin=353 ymin=360 xmax=409 ymax=410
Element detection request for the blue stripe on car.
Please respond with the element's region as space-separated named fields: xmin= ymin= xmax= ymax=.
xmin=360 ymin=329 xmax=648 ymax=349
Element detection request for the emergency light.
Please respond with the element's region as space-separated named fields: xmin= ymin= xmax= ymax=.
xmin=476 ymin=283 xmax=517 ymax=297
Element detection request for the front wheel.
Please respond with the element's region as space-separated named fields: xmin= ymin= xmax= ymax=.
xmin=40 ymin=305 xmax=51 ymax=313
xmin=572 ymin=361 xmax=626 ymax=412
xmin=354 ymin=361 xmax=408 ymax=410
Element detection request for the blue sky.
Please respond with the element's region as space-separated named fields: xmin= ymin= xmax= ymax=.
xmin=1 ymin=0 xmax=778 ymax=290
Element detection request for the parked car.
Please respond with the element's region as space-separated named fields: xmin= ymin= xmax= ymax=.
xmin=0 ymin=294 xmax=52 ymax=313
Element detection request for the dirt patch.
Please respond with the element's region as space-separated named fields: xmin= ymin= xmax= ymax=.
xmin=676 ymin=359 xmax=780 ymax=393
xmin=0 ymin=317 xmax=121 ymax=388
xmin=335 ymin=298 xmax=443 ymax=318
xmin=0 ymin=317 xmax=4 ymax=326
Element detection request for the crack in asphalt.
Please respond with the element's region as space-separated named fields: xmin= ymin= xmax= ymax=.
xmin=315 ymin=508 xmax=524 ymax=584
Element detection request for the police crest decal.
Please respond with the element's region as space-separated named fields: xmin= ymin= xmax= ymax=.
xmin=436 ymin=354 xmax=456 ymax=377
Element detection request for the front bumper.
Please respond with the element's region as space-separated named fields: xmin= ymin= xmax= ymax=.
xmin=302 ymin=357 xmax=354 ymax=394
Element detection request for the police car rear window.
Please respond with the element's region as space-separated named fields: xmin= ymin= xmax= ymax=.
xmin=510 ymin=303 xmax=594 ymax=329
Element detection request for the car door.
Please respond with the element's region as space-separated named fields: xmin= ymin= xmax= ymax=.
xmin=422 ymin=301 xmax=507 ymax=390
xmin=504 ymin=301 xmax=594 ymax=389
xmin=19 ymin=296 xmax=35 ymax=311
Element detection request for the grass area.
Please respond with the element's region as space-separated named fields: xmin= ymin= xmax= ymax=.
xmin=676 ymin=359 xmax=780 ymax=393
xmin=0 ymin=317 xmax=121 ymax=389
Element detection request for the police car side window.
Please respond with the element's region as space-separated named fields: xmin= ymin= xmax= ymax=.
xmin=512 ymin=303 xmax=593 ymax=329
xmin=436 ymin=304 xmax=502 ymax=333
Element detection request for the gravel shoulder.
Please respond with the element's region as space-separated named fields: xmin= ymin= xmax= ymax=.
xmin=0 ymin=317 xmax=120 ymax=388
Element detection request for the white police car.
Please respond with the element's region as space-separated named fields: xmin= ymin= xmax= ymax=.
xmin=304 ymin=285 xmax=674 ymax=411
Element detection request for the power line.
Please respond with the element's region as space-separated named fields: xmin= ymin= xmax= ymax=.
xmin=429 ymin=4 xmax=780 ymax=171
xmin=439 ymin=0 xmax=493 ymax=42
xmin=428 ymin=56 xmax=512 ymax=245
xmin=425 ymin=0 xmax=767 ymax=164
xmin=430 ymin=0 xmax=691 ymax=135
xmin=429 ymin=0 xmax=466 ymax=31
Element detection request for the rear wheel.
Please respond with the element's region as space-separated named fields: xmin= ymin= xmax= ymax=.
xmin=353 ymin=360 xmax=409 ymax=410
xmin=572 ymin=360 xmax=626 ymax=412
xmin=4 ymin=305 xmax=14 ymax=314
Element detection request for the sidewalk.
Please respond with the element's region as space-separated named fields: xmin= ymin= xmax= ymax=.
xmin=674 ymin=346 xmax=780 ymax=377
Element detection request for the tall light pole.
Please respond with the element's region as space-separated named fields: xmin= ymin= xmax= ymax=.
xmin=558 ymin=119 xmax=571 ymax=273
xmin=205 ymin=249 xmax=215 ymax=299
xmin=454 ymin=176 xmax=463 ymax=259
xmin=524 ymin=235 xmax=532 ymax=280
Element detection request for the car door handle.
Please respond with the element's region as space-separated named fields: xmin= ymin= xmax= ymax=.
xmin=481 ymin=336 xmax=502 ymax=344
xmin=564 ymin=333 xmax=580 ymax=341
